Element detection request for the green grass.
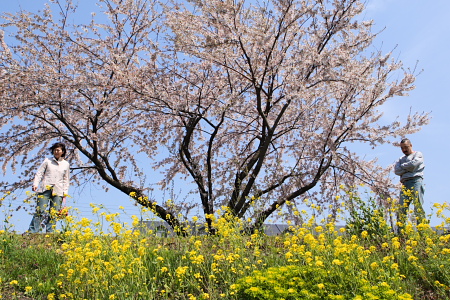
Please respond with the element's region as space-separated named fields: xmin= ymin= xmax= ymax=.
xmin=0 ymin=233 xmax=65 ymax=299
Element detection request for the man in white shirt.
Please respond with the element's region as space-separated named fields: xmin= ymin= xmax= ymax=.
xmin=394 ymin=138 xmax=426 ymax=233
xmin=28 ymin=142 xmax=70 ymax=233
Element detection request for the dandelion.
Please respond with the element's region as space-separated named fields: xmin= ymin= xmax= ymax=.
xmin=317 ymin=283 xmax=325 ymax=289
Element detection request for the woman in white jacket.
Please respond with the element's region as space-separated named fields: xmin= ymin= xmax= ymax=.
xmin=28 ymin=142 xmax=70 ymax=233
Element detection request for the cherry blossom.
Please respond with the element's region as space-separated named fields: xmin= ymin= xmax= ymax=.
xmin=0 ymin=0 xmax=428 ymax=233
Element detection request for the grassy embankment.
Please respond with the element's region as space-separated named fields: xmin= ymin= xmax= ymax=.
xmin=1 ymin=193 xmax=450 ymax=299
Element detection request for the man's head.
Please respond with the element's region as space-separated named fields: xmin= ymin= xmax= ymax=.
xmin=400 ymin=138 xmax=413 ymax=156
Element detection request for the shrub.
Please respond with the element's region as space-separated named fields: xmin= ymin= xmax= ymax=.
xmin=344 ymin=189 xmax=393 ymax=245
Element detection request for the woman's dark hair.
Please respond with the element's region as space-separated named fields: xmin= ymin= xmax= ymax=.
xmin=50 ymin=142 xmax=66 ymax=157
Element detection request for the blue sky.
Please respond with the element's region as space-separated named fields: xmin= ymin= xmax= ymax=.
xmin=361 ymin=0 xmax=450 ymax=223
xmin=1 ymin=0 xmax=449 ymax=232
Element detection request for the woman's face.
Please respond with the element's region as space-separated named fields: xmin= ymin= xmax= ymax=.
xmin=53 ymin=147 xmax=64 ymax=159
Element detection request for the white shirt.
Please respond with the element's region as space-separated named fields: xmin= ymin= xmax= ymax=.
xmin=33 ymin=157 xmax=70 ymax=196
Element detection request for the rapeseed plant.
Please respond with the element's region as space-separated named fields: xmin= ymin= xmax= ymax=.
xmin=1 ymin=189 xmax=450 ymax=299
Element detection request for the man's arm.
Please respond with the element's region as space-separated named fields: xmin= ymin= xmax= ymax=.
xmin=394 ymin=159 xmax=406 ymax=176
xmin=400 ymin=152 xmax=424 ymax=172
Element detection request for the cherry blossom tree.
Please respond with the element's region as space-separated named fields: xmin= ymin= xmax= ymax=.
xmin=160 ymin=0 xmax=429 ymax=231
xmin=0 ymin=0 xmax=189 ymax=230
xmin=0 ymin=0 xmax=428 ymax=234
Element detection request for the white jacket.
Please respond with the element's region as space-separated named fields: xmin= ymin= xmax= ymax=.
xmin=33 ymin=157 xmax=70 ymax=196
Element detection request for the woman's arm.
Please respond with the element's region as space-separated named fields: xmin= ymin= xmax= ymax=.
xmin=32 ymin=159 xmax=48 ymax=191
xmin=62 ymin=163 xmax=70 ymax=202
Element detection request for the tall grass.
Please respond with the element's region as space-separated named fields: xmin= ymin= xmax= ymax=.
xmin=0 ymin=192 xmax=450 ymax=299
